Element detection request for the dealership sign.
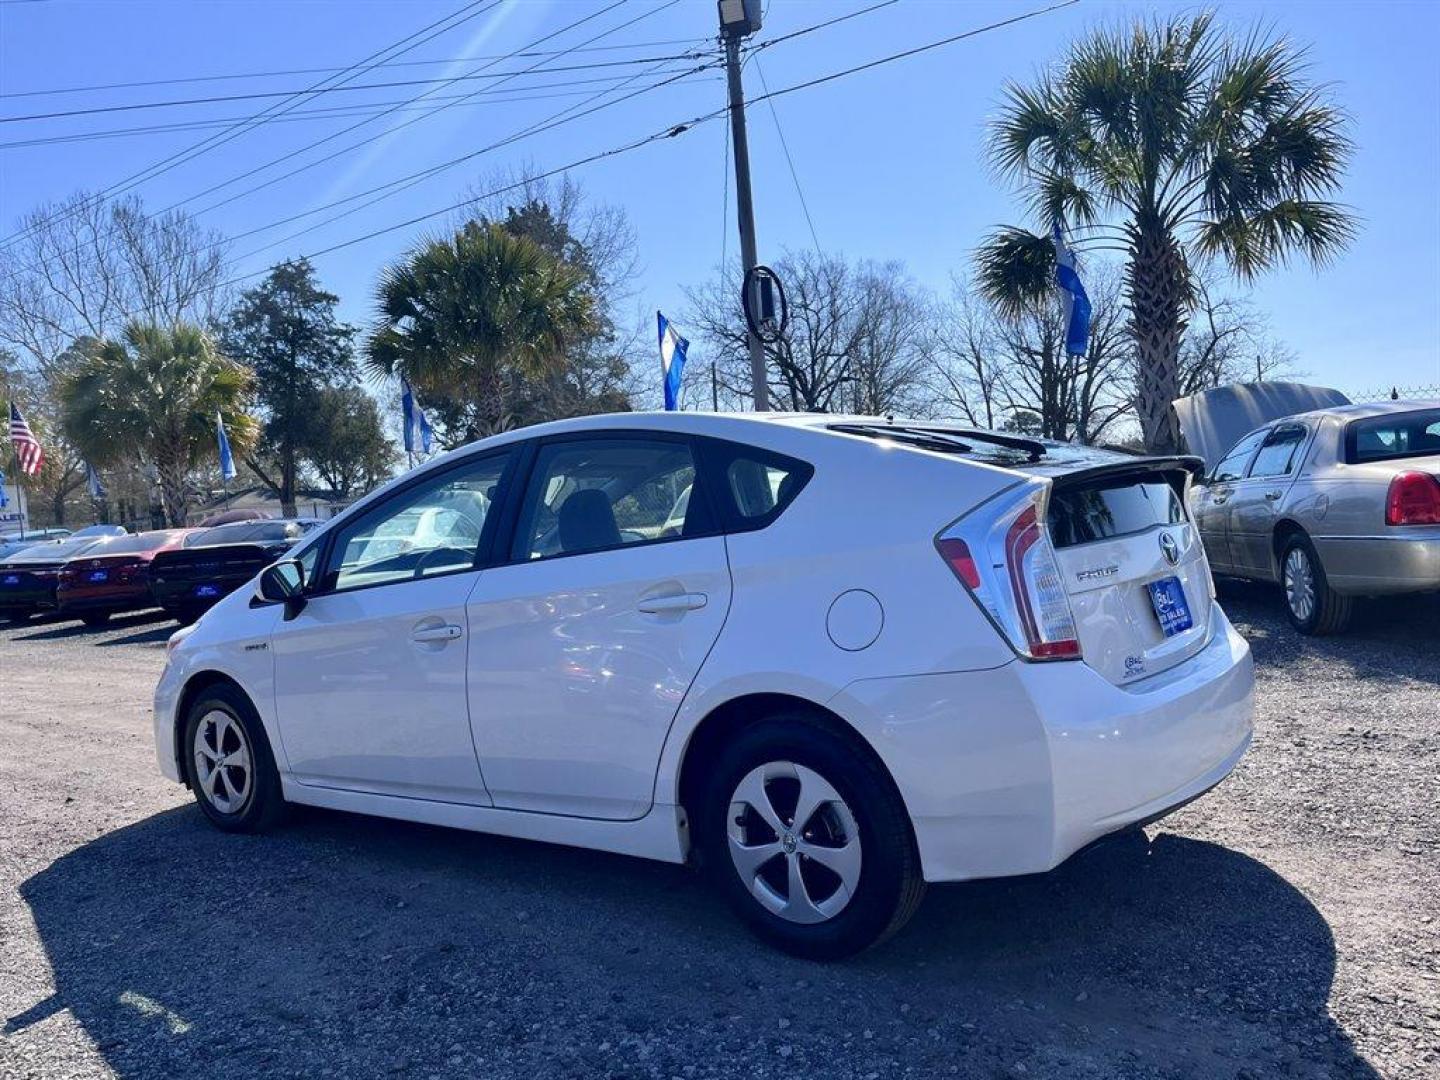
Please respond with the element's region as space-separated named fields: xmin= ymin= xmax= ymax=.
xmin=0 ymin=484 xmax=29 ymax=535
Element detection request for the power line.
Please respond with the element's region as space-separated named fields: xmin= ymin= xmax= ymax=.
xmin=175 ymin=1 xmax=660 ymax=223
xmin=746 ymin=0 xmax=1079 ymax=112
xmin=27 ymin=0 xmax=1077 ymax=327
xmin=195 ymin=0 xmax=1083 ymax=303
xmin=3 ymin=0 xmax=654 ymax=271
xmin=202 ymin=0 xmax=908 ymax=266
xmin=752 ymin=55 xmax=821 ymax=255
xmin=0 ymin=74 xmax=714 ymax=153
xmin=0 ymin=38 xmax=712 ymax=100
xmin=0 ymin=0 xmax=502 ymax=252
xmin=1 ymin=2 xmax=700 ymax=281
xmin=227 ymin=57 xmax=717 ymax=264
xmin=0 ymin=0 xmax=891 ymax=150
xmin=0 ymin=50 xmax=709 ymax=125
xmin=745 ymin=0 xmax=900 ymax=54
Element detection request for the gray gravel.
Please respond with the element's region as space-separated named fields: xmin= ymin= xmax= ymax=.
xmin=1 ymin=588 xmax=1437 ymax=1080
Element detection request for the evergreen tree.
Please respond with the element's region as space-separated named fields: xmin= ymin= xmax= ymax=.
xmin=223 ymin=260 xmax=356 ymax=515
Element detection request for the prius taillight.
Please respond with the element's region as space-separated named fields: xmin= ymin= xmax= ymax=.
xmin=935 ymin=484 xmax=1082 ymax=662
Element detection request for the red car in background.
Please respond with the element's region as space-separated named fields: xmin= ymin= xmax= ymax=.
xmin=56 ymin=529 xmax=194 ymax=627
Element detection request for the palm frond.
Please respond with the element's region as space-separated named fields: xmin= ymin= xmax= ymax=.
xmin=973 ymin=227 xmax=1055 ymax=320
xmin=1194 ymin=199 xmax=1358 ymax=278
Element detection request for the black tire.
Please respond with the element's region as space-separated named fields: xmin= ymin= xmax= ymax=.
xmin=5 ymin=610 xmax=33 ymax=625
xmin=697 ymin=712 xmax=925 ymax=960
xmin=173 ymin=607 xmax=200 ymax=627
xmin=181 ymin=682 xmax=286 ymax=833
xmin=80 ymin=611 xmax=110 ymax=628
xmin=1280 ymin=533 xmax=1353 ymax=635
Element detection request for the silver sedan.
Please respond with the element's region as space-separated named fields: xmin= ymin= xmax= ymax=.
xmin=1191 ymin=401 xmax=1440 ymax=634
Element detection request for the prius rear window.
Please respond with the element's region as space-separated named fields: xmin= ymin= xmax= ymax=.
xmin=1048 ymin=480 xmax=1185 ymax=548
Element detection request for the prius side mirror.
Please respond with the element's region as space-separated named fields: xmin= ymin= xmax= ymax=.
xmin=255 ymin=559 xmax=307 ymax=618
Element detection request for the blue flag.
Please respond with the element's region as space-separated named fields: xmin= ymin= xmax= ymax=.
xmin=401 ymin=377 xmax=433 ymax=455
xmin=1052 ymin=221 xmax=1092 ymax=357
xmin=0 ymin=465 xmax=7 ymax=509
xmin=216 ymin=411 xmax=237 ymax=482
xmin=86 ymin=462 xmax=107 ymax=500
xmin=658 ymin=311 xmax=689 ymax=412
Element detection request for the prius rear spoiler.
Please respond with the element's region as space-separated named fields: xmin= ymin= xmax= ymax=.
xmin=1046 ymin=455 xmax=1206 ymax=490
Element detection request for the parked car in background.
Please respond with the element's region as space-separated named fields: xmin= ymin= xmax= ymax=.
xmin=150 ymin=518 xmax=320 ymax=624
xmin=196 ymin=508 xmax=271 ymax=528
xmin=1192 ymin=401 xmax=1440 ymax=634
xmin=55 ymin=529 xmax=193 ymax=627
xmin=0 ymin=534 xmax=66 ymax=561
xmin=0 ymin=527 xmax=71 ymax=550
xmin=0 ymin=535 xmax=115 ymax=622
xmin=156 ymin=413 xmax=1254 ymax=957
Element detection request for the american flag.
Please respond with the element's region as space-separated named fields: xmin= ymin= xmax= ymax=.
xmin=8 ymin=402 xmax=44 ymax=476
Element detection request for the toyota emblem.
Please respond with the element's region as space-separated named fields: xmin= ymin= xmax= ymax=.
xmin=1159 ymin=532 xmax=1180 ymax=566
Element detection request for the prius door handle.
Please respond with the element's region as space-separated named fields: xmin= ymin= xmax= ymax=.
xmin=1264 ymin=490 xmax=1284 ymax=501
xmin=637 ymin=592 xmax=707 ymax=615
xmin=411 ymin=623 xmax=463 ymax=643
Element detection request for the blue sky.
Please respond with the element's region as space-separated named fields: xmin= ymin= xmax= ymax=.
xmin=2 ymin=0 xmax=1437 ymax=399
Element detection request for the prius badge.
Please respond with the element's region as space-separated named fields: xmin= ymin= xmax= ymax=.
xmin=1159 ymin=531 xmax=1181 ymax=566
xmin=1075 ymin=564 xmax=1119 ymax=583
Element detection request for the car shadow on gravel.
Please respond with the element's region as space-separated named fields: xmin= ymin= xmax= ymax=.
xmin=13 ymin=805 xmax=1379 ymax=1078
xmin=11 ymin=609 xmax=170 ymax=644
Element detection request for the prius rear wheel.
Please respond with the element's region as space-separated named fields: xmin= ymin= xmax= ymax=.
xmin=699 ymin=714 xmax=924 ymax=959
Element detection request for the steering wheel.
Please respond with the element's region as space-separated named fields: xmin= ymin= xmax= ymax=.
xmin=412 ymin=545 xmax=475 ymax=579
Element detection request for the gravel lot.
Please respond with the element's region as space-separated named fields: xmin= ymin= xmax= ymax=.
xmin=2 ymin=588 xmax=1437 ymax=1080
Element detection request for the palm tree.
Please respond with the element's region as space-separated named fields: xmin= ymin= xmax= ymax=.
xmin=60 ymin=322 xmax=257 ymax=525
xmin=975 ymin=13 xmax=1355 ymax=453
xmin=365 ymin=221 xmax=596 ymax=441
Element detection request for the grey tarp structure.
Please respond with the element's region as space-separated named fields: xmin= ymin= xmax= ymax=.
xmin=1172 ymin=382 xmax=1352 ymax=470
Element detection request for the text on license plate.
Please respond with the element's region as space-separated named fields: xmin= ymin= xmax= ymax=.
xmin=2 ymin=574 xmax=17 ymax=586
xmin=1147 ymin=575 xmax=1193 ymax=637
xmin=88 ymin=570 xmax=109 ymax=583
xmin=195 ymin=584 xmax=220 ymax=598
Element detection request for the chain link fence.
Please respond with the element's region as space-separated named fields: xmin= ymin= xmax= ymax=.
xmin=1344 ymin=384 xmax=1440 ymax=402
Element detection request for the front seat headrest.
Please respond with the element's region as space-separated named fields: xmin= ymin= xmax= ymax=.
xmin=557 ymin=489 xmax=622 ymax=553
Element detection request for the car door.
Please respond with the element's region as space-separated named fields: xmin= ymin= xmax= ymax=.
xmin=269 ymin=448 xmax=515 ymax=804
xmin=465 ymin=433 xmax=732 ymax=821
xmin=1229 ymin=423 xmax=1310 ymax=577
xmin=1193 ymin=428 xmax=1269 ymax=573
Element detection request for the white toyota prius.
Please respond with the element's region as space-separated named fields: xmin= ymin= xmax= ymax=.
xmin=154 ymin=412 xmax=1254 ymax=957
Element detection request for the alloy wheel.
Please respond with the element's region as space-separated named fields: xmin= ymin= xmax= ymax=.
xmin=1283 ymin=547 xmax=1316 ymax=623
xmin=193 ymin=709 xmax=253 ymax=815
xmin=726 ymin=760 xmax=862 ymax=925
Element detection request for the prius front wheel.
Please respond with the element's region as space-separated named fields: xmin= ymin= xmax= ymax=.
xmin=700 ymin=714 xmax=924 ymax=959
xmin=182 ymin=683 xmax=286 ymax=833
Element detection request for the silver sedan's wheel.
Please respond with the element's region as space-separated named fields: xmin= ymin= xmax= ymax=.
xmin=193 ymin=709 xmax=253 ymax=815
xmin=727 ymin=760 xmax=862 ymax=925
xmin=1283 ymin=546 xmax=1316 ymax=623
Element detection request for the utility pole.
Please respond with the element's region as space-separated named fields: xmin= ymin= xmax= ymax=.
xmin=719 ymin=0 xmax=769 ymax=411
